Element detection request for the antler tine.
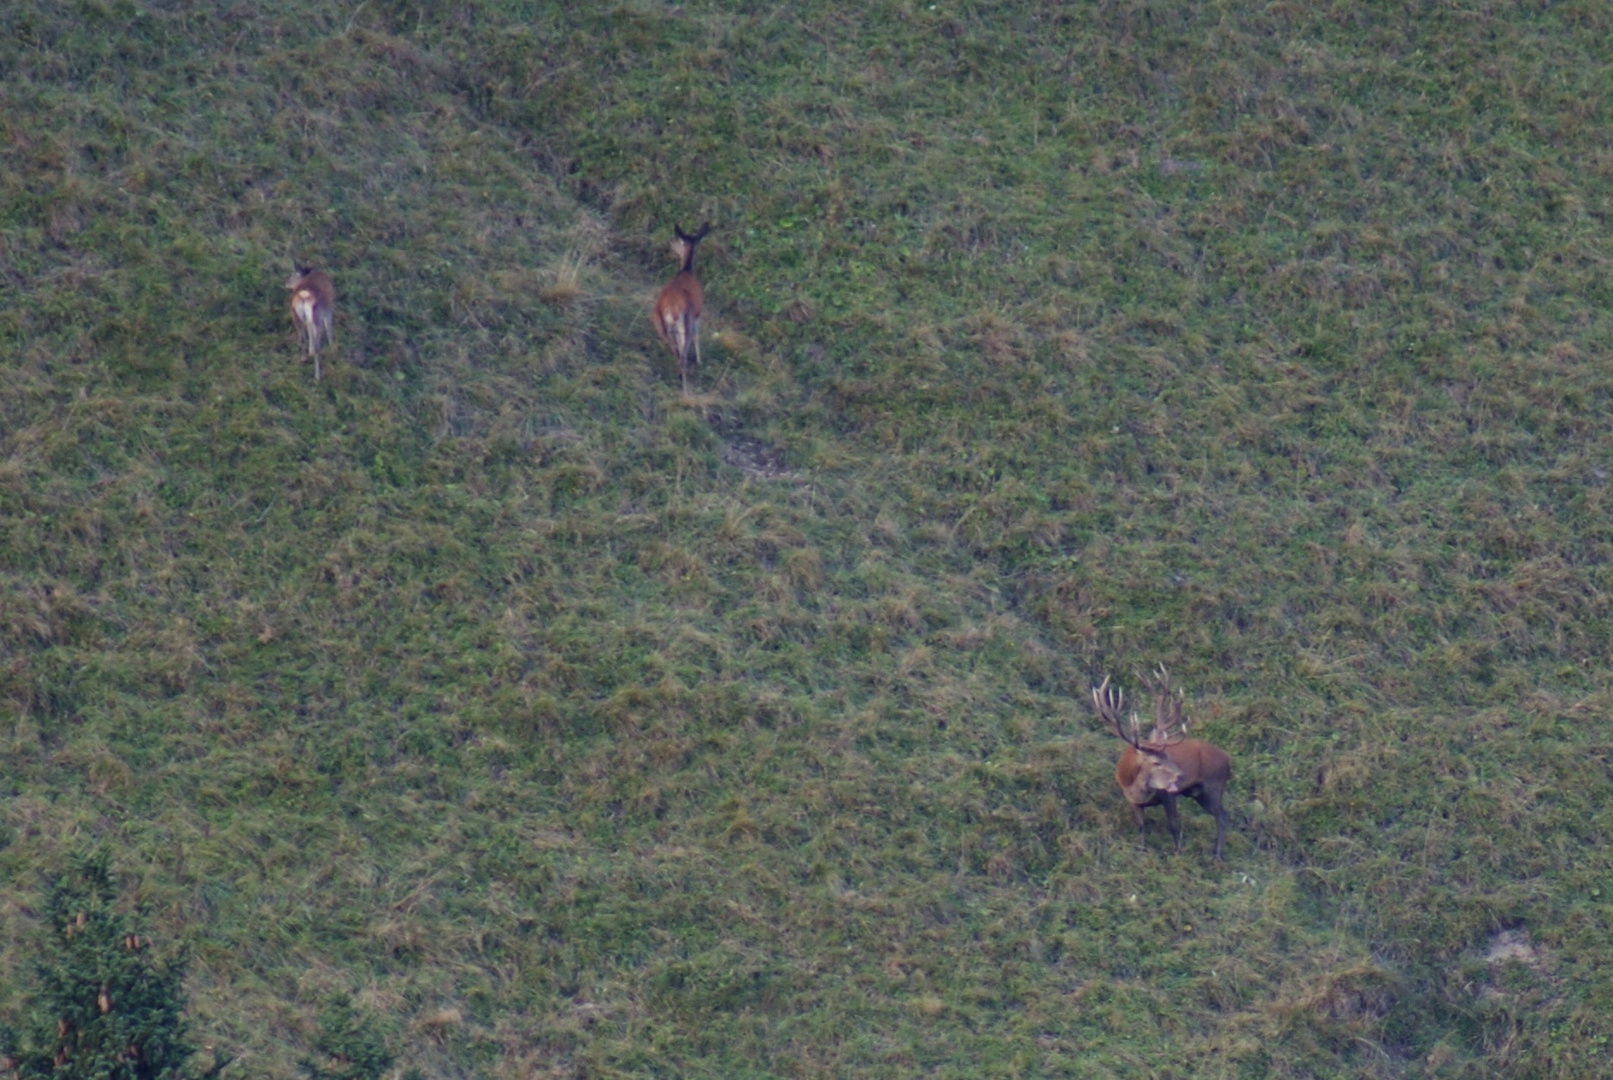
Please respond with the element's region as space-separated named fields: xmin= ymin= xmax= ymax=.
xmin=1141 ymin=663 xmax=1164 ymax=742
xmin=1150 ymin=663 xmax=1172 ymax=701
xmin=1090 ymin=676 xmax=1115 ymax=728
xmin=1144 ymin=663 xmax=1190 ymax=744
xmin=1091 ymin=676 xmax=1141 ymax=748
xmin=1153 ymin=668 xmax=1167 ymax=735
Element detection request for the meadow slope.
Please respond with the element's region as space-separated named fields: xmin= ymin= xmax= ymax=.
xmin=3 ymin=1 xmax=1613 ymax=1077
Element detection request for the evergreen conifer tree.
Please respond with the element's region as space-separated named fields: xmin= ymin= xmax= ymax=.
xmin=1 ymin=852 xmax=220 ymax=1080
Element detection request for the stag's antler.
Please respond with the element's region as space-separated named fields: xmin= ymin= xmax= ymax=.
xmin=1092 ymin=675 xmax=1147 ymax=749
xmin=1143 ymin=663 xmax=1188 ymax=744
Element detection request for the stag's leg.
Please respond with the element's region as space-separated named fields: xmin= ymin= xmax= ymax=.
xmin=692 ymin=313 xmax=702 ymax=373
xmin=1131 ymin=802 xmax=1148 ymax=849
xmin=1193 ymin=786 xmax=1227 ymax=860
xmin=683 ymin=313 xmax=700 ymax=394
xmin=1162 ymin=794 xmax=1182 ymax=852
xmin=319 ymin=313 xmax=333 ymax=380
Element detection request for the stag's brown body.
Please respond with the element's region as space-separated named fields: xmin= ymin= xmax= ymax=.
xmin=1114 ymin=737 xmax=1231 ymax=859
xmin=652 ymin=223 xmax=710 ymax=393
xmin=1095 ymin=670 xmax=1232 ymax=860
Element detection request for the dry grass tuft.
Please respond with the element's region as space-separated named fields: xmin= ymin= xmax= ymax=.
xmin=538 ymin=249 xmax=588 ymax=305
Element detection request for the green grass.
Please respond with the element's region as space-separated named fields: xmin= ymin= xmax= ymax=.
xmin=4 ymin=0 xmax=1613 ymax=1076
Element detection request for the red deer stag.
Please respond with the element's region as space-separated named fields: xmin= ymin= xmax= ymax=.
xmin=1091 ymin=666 xmax=1232 ymax=859
xmin=651 ymin=222 xmax=710 ymax=393
xmin=285 ymin=265 xmax=336 ymax=381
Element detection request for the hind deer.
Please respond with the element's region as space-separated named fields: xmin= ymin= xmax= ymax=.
xmin=1091 ymin=666 xmax=1232 ymax=859
xmin=651 ymin=222 xmax=710 ymax=393
xmin=285 ymin=266 xmax=336 ymax=381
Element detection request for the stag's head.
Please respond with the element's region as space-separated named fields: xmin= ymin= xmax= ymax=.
xmin=1092 ymin=676 xmax=1185 ymax=793
xmin=1134 ymin=745 xmax=1184 ymax=794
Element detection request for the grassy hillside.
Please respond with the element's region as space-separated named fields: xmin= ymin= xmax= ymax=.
xmin=3 ymin=1 xmax=1613 ymax=1076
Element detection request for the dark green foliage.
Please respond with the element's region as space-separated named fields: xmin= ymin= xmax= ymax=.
xmin=2 ymin=853 xmax=201 ymax=1080
xmin=298 ymin=997 xmax=392 ymax=1080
